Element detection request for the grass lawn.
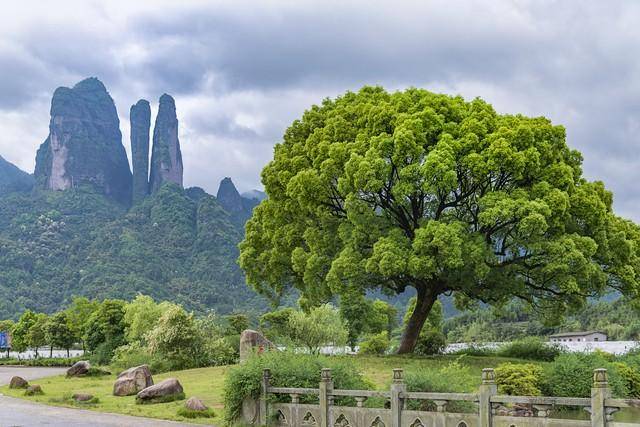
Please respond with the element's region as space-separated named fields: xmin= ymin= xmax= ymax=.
xmin=0 ymin=355 xmax=544 ymax=425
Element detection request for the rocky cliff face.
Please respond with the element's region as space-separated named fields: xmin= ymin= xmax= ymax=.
xmin=149 ymin=94 xmax=183 ymax=193
xmin=130 ymin=100 xmax=151 ymax=203
xmin=0 ymin=155 xmax=34 ymax=195
xmin=34 ymin=77 xmax=132 ymax=204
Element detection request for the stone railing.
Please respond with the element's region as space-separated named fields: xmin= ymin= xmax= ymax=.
xmin=241 ymin=367 xmax=640 ymax=427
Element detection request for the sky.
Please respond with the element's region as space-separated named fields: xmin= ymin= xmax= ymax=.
xmin=0 ymin=0 xmax=638 ymax=221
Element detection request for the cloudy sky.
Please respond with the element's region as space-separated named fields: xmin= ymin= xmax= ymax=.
xmin=0 ymin=0 xmax=638 ymax=220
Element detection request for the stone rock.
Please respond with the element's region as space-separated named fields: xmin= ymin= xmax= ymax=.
xmin=185 ymin=396 xmax=208 ymax=411
xmin=9 ymin=376 xmax=29 ymax=389
xmin=113 ymin=364 xmax=154 ymax=396
xmin=136 ymin=378 xmax=184 ymax=404
xmin=72 ymin=393 xmax=94 ymax=402
xmin=34 ymin=77 xmax=132 ymax=205
xmin=239 ymin=329 xmax=275 ymax=362
xmin=66 ymin=360 xmax=91 ymax=377
xmin=149 ymin=94 xmax=183 ymax=193
xmin=24 ymin=384 xmax=43 ymax=396
xmin=0 ymin=155 xmax=34 ymax=195
xmin=130 ymin=99 xmax=151 ymax=203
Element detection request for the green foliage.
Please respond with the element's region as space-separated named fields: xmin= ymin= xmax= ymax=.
xmin=358 ymin=332 xmax=390 ymax=355
xmin=495 ymin=362 xmax=544 ymax=395
xmin=287 ymin=304 xmax=348 ymax=353
xmin=544 ymin=352 xmax=628 ymax=397
xmin=176 ymin=406 xmax=215 ymax=419
xmin=146 ymin=305 xmax=205 ymax=370
xmin=613 ymin=362 xmax=640 ymax=398
xmin=413 ymin=329 xmax=446 ymax=355
xmin=404 ymin=360 xmax=475 ymax=412
xmin=0 ymin=356 xmax=82 ymax=367
xmin=0 ymin=184 xmax=267 ymax=320
xmin=123 ymin=294 xmax=173 ymax=345
xmin=497 ymin=337 xmax=562 ymax=361
xmin=11 ymin=310 xmax=38 ymax=353
xmin=259 ymin=308 xmax=296 ymax=342
xmin=44 ymin=311 xmax=74 ymax=353
xmin=225 ymin=313 xmax=250 ymax=335
xmin=240 ymin=86 xmax=640 ymax=353
xmin=223 ymin=351 xmax=370 ymax=423
xmin=84 ymin=299 xmax=126 ymax=364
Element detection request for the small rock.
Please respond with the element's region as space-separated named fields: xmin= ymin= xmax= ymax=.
xmin=113 ymin=364 xmax=154 ymax=396
xmin=67 ymin=360 xmax=91 ymax=377
xmin=185 ymin=396 xmax=208 ymax=411
xmin=72 ymin=393 xmax=94 ymax=402
xmin=9 ymin=376 xmax=29 ymax=389
xmin=136 ymin=378 xmax=184 ymax=404
xmin=24 ymin=385 xmax=43 ymax=396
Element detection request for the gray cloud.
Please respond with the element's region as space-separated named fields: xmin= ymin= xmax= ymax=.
xmin=0 ymin=0 xmax=638 ymax=221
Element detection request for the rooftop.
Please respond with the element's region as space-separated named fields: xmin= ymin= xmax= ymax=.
xmin=549 ymin=331 xmax=606 ymax=338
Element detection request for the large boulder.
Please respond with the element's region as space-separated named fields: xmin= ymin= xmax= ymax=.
xmin=9 ymin=376 xmax=28 ymax=389
xmin=73 ymin=393 xmax=94 ymax=402
xmin=66 ymin=360 xmax=91 ymax=377
xmin=239 ymin=329 xmax=275 ymax=362
xmin=113 ymin=364 xmax=154 ymax=396
xmin=136 ymin=378 xmax=185 ymax=404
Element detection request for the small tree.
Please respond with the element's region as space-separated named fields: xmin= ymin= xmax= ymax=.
xmin=84 ymin=299 xmax=126 ymax=363
xmin=11 ymin=311 xmax=37 ymax=356
xmin=45 ymin=312 xmax=75 ymax=357
xmin=26 ymin=313 xmax=48 ymax=358
xmin=259 ymin=307 xmax=296 ymax=342
xmin=65 ymin=296 xmax=99 ymax=351
xmin=288 ymin=304 xmax=348 ymax=354
xmin=225 ymin=313 xmax=250 ymax=335
xmin=123 ymin=294 xmax=173 ymax=345
xmin=147 ymin=305 xmax=204 ymax=369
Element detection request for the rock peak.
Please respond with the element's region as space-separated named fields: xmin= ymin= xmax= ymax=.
xmin=217 ymin=177 xmax=243 ymax=214
xmin=130 ymin=99 xmax=151 ymax=203
xmin=149 ymin=94 xmax=183 ymax=193
xmin=34 ymin=77 xmax=132 ymax=204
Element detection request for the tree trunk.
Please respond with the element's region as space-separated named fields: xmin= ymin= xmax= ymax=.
xmin=67 ymin=348 xmax=70 ymax=358
xmin=397 ymin=286 xmax=439 ymax=354
xmin=50 ymin=346 xmax=53 ymax=358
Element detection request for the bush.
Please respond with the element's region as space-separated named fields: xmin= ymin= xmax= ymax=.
xmin=544 ymin=352 xmax=628 ymax=397
xmin=614 ymin=362 xmax=640 ymax=398
xmin=447 ymin=345 xmax=498 ymax=357
xmin=359 ymin=332 xmax=390 ymax=355
xmin=0 ymin=357 xmax=82 ymax=367
xmin=414 ymin=330 xmax=446 ymax=355
xmin=404 ymin=359 xmax=476 ymax=413
xmin=223 ymin=351 xmax=370 ymax=423
xmin=495 ymin=363 xmax=544 ymax=396
xmin=498 ymin=337 xmax=561 ymax=361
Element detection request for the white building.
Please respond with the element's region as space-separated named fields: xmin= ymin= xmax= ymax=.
xmin=549 ymin=331 xmax=607 ymax=343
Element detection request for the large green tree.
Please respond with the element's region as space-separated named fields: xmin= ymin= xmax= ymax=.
xmin=240 ymin=87 xmax=640 ymax=353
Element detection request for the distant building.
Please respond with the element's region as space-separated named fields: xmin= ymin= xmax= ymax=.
xmin=549 ymin=331 xmax=607 ymax=343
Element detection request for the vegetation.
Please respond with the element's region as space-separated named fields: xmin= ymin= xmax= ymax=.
xmin=0 ymin=184 xmax=267 ymax=319
xmin=494 ymin=362 xmax=544 ymax=395
xmin=286 ymin=304 xmax=349 ymax=353
xmin=497 ymin=337 xmax=561 ymax=361
xmin=240 ymin=86 xmax=640 ymax=354
xmin=358 ymin=332 xmax=390 ymax=355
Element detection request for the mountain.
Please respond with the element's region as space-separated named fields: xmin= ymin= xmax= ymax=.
xmin=0 ymin=155 xmax=33 ymax=195
xmin=0 ymin=78 xmax=267 ymax=319
xmin=241 ymin=189 xmax=267 ymax=201
xmin=34 ymin=77 xmax=132 ymax=205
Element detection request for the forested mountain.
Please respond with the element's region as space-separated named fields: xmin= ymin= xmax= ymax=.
xmin=0 ymin=77 xmax=266 ymax=319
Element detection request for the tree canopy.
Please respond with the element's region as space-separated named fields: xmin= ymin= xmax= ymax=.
xmin=240 ymin=86 xmax=640 ymax=353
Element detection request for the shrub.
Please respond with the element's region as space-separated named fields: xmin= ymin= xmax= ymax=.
xmin=447 ymin=345 xmax=497 ymax=357
xmin=614 ymin=362 xmax=640 ymax=398
xmin=498 ymin=337 xmax=561 ymax=361
xmin=494 ymin=363 xmax=543 ymax=396
xmin=359 ymin=332 xmax=390 ymax=355
xmin=0 ymin=357 xmax=82 ymax=367
xmin=414 ymin=330 xmax=446 ymax=355
xmin=223 ymin=351 xmax=370 ymax=423
xmin=544 ymin=352 xmax=628 ymax=397
xmin=404 ymin=360 xmax=476 ymax=413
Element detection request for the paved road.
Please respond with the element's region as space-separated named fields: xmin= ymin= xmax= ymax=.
xmin=0 ymin=366 xmax=199 ymax=427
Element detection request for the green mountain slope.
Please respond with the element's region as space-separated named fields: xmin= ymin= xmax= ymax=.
xmin=0 ymin=184 xmax=266 ymax=318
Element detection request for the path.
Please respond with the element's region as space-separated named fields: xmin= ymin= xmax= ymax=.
xmin=0 ymin=366 xmax=199 ymax=427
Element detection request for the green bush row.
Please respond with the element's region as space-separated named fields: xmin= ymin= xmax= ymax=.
xmin=0 ymin=356 xmax=82 ymax=367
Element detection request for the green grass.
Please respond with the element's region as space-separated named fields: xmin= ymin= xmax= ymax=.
xmin=0 ymin=355 xmax=547 ymax=425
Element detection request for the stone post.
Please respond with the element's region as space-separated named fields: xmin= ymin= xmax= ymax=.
xmin=390 ymin=369 xmax=406 ymax=427
xmin=260 ymin=368 xmax=271 ymax=426
xmin=591 ymin=368 xmax=611 ymax=427
xmin=319 ymin=368 xmax=334 ymax=427
xmin=479 ymin=368 xmax=497 ymax=427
